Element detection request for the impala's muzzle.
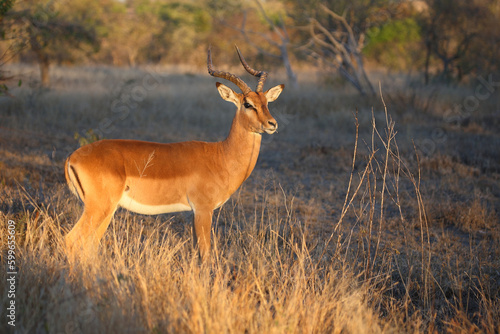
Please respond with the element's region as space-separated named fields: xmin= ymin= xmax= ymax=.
xmin=264 ymin=119 xmax=278 ymax=134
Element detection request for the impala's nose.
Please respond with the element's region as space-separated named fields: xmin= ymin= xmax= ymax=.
xmin=265 ymin=119 xmax=278 ymax=134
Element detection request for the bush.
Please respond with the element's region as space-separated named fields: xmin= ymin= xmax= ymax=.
xmin=364 ymin=18 xmax=423 ymax=71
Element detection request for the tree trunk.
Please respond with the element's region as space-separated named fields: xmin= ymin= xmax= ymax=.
xmin=280 ymin=45 xmax=298 ymax=89
xmin=354 ymin=53 xmax=375 ymax=95
xmin=127 ymin=48 xmax=137 ymax=68
xmin=31 ymin=39 xmax=51 ymax=87
xmin=440 ymin=57 xmax=451 ymax=82
xmin=424 ymin=40 xmax=431 ymax=85
xmin=39 ymin=58 xmax=50 ymax=87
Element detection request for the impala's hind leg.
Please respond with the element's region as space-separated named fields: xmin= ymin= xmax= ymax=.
xmin=192 ymin=209 xmax=213 ymax=262
xmin=65 ymin=202 xmax=117 ymax=260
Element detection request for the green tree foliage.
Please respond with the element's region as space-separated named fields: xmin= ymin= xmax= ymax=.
xmin=419 ymin=0 xmax=499 ymax=82
xmin=0 ymin=0 xmax=15 ymax=95
xmin=0 ymin=0 xmax=14 ymax=20
xmin=148 ymin=1 xmax=212 ymax=63
xmin=1 ymin=0 xmax=498 ymax=87
xmin=95 ymin=0 xmax=158 ymax=66
xmin=454 ymin=0 xmax=500 ymax=78
xmin=4 ymin=0 xmax=99 ymax=86
xmin=364 ymin=18 xmax=423 ymax=71
xmin=93 ymin=0 xmax=212 ymax=65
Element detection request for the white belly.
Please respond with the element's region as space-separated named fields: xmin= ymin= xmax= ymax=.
xmin=118 ymin=193 xmax=192 ymax=215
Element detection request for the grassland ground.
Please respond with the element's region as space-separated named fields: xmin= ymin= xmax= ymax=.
xmin=0 ymin=64 xmax=499 ymax=333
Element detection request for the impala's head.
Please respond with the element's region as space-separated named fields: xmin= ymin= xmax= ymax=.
xmin=208 ymin=46 xmax=284 ymax=134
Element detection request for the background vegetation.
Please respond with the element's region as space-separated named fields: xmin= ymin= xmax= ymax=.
xmin=0 ymin=0 xmax=499 ymax=333
xmin=1 ymin=0 xmax=500 ymax=88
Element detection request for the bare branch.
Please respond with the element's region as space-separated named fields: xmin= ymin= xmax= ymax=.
xmin=231 ymin=11 xmax=280 ymax=56
xmin=310 ymin=19 xmax=345 ymax=57
xmin=217 ymin=1 xmax=298 ymax=87
xmin=254 ymin=0 xmax=285 ymax=41
xmin=307 ymin=4 xmax=374 ymax=95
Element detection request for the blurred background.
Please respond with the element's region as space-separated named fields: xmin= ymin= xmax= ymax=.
xmin=1 ymin=0 xmax=499 ymax=91
xmin=1 ymin=2 xmax=500 ymax=332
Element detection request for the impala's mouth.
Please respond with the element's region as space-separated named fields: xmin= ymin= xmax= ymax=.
xmin=264 ymin=120 xmax=278 ymax=134
xmin=254 ymin=122 xmax=277 ymax=134
xmin=264 ymin=127 xmax=277 ymax=134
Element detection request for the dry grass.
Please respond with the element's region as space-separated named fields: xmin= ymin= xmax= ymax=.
xmin=1 ymin=184 xmax=391 ymax=333
xmin=0 ymin=65 xmax=499 ymax=333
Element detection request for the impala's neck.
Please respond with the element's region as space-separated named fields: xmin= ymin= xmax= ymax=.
xmin=222 ymin=111 xmax=262 ymax=186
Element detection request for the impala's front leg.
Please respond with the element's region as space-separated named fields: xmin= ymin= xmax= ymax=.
xmin=192 ymin=209 xmax=213 ymax=261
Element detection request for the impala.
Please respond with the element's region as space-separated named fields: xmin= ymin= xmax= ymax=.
xmin=64 ymin=47 xmax=284 ymax=260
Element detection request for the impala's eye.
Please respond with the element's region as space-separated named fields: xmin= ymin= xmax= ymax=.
xmin=243 ymin=102 xmax=253 ymax=109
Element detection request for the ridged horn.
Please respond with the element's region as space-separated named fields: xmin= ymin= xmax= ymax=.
xmin=207 ymin=47 xmax=252 ymax=94
xmin=235 ymin=46 xmax=268 ymax=92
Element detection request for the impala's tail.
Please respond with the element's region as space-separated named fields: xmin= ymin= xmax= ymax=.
xmin=65 ymin=157 xmax=85 ymax=202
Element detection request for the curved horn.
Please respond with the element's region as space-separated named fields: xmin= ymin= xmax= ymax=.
xmin=235 ymin=46 xmax=268 ymax=92
xmin=207 ymin=47 xmax=252 ymax=94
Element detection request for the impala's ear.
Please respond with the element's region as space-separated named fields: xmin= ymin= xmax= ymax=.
xmin=265 ymin=84 xmax=284 ymax=103
xmin=216 ymin=82 xmax=240 ymax=106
